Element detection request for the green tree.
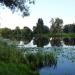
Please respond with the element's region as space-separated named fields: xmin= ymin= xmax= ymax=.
xmin=12 ymin=26 xmax=21 ymax=41
xmin=35 ymin=18 xmax=44 ymax=34
xmin=1 ymin=28 xmax=12 ymax=39
xmin=0 ymin=0 xmax=35 ymax=17
xmin=50 ymin=18 xmax=63 ymax=36
xmin=21 ymin=27 xmax=33 ymax=41
xmin=63 ymin=25 xmax=69 ymax=33
xmin=63 ymin=24 xmax=75 ymax=33
xmin=33 ymin=18 xmax=49 ymax=35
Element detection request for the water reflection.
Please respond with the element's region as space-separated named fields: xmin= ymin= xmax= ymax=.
xmin=33 ymin=36 xmax=50 ymax=47
xmin=18 ymin=37 xmax=75 ymax=47
xmin=63 ymin=38 xmax=75 ymax=46
xmin=50 ymin=37 xmax=62 ymax=46
xmin=17 ymin=37 xmax=75 ymax=75
xmin=23 ymin=38 xmax=32 ymax=44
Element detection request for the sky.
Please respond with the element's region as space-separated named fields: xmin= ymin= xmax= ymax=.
xmin=0 ymin=0 xmax=75 ymax=30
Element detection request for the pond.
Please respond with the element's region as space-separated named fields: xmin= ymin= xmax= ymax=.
xmin=18 ymin=37 xmax=75 ymax=75
xmin=39 ymin=47 xmax=75 ymax=75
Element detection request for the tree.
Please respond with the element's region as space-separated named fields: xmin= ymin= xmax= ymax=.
xmin=35 ymin=18 xmax=44 ymax=34
xmin=0 ymin=0 xmax=35 ymax=17
xmin=50 ymin=18 xmax=63 ymax=36
xmin=63 ymin=25 xmax=69 ymax=33
xmin=33 ymin=18 xmax=49 ymax=35
xmin=63 ymin=24 xmax=75 ymax=33
xmin=21 ymin=27 xmax=33 ymax=42
xmin=12 ymin=26 xmax=21 ymax=40
xmin=43 ymin=25 xmax=50 ymax=34
xmin=0 ymin=26 xmax=33 ymax=41
xmin=1 ymin=28 xmax=12 ymax=39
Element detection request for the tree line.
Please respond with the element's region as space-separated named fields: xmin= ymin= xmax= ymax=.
xmin=0 ymin=18 xmax=75 ymax=40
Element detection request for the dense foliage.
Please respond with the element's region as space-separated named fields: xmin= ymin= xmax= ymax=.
xmin=0 ymin=26 xmax=33 ymax=41
xmin=63 ymin=24 xmax=75 ymax=33
xmin=50 ymin=18 xmax=63 ymax=34
xmin=0 ymin=0 xmax=35 ymax=17
xmin=0 ymin=18 xmax=75 ymax=40
xmin=33 ymin=18 xmax=50 ymax=35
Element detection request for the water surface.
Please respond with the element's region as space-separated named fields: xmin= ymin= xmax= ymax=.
xmin=18 ymin=37 xmax=75 ymax=75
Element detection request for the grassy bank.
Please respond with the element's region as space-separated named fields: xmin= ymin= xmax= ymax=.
xmin=0 ymin=62 xmax=38 ymax=75
xmin=0 ymin=37 xmax=39 ymax=75
xmin=61 ymin=33 xmax=75 ymax=38
xmin=43 ymin=33 xmax=75 ymax=38
xmin=0 ymin=37 xmax=57 ymax=75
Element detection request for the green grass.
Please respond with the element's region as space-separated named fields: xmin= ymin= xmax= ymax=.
xmin=0 ymin=40 xmax=25 ymax=63
xmin=0 ymin=62 xmax=39 ymax=75
xmin=62 ymin=33 xmax=75 ymax=38
xmin=0 ymin=37 xmax=57 ymax=75
xmin=25 ymin=51 xmax=57 ymax=70
xmin=42 ymin=33 xmax=75 ymax=38
xmin=0 ymin=37 xmax=39 ymax=75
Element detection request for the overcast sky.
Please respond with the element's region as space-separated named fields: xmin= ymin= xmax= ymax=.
xmin=0 ymin=0 xmax=75 ymax=29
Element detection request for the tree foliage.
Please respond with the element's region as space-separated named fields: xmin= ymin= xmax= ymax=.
xmin=1 ymin=28 xmax=12 ymax=39
xmin=63 ymin=24 xmax=75 ymax=33
xmin=33 ymin=18 xmax=50 ymax=35
xmin=12 ymin=26 xmax=21 ymax=40
xmin=0 ymin=26 xmax=32 ymax=41
xmin=50 ymin=18 xmax=63 ymax=34
xmin=21 ymin=27 xmax=33 ymax=41
xmin=0 ymin=0 xmax=35 ymax=17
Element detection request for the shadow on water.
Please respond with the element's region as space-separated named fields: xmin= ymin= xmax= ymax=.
xmin=22 ymin=37 xmax=33 ymax=44
xmin=63 ymin=38 xmax=75 ymax=46
xmin=18 ymin=35 xmax=63 ymax=47
xmin=50 ymin=37 xmax=62 ymax=47
xmin=33 ymin=36 xmax=50 ymax=47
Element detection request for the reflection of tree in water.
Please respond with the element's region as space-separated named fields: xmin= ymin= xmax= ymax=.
xmin=33 ymin=18 xmax=50 ymax=47
xmin=63 ymin=38 xmax=75 ymax=46
xmin=50 ymin=37 xmax=62 ymax=46
xmin=23 ymin=37 xmax=33 ymax=44
xmin=33 ymin=36 xmax=49 ymax=47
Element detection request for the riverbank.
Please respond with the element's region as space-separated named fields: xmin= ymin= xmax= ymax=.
xmin=0 ymin=62 xmax=39 ymax=75
xmin=0 ymin=38 xmax=39 ymax=75
xmin=41 ymin=33 xmax=75 ymax=38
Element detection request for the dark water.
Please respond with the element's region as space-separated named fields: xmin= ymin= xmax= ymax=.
xmin=18 ymin=37 xmax=75 ymax=75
